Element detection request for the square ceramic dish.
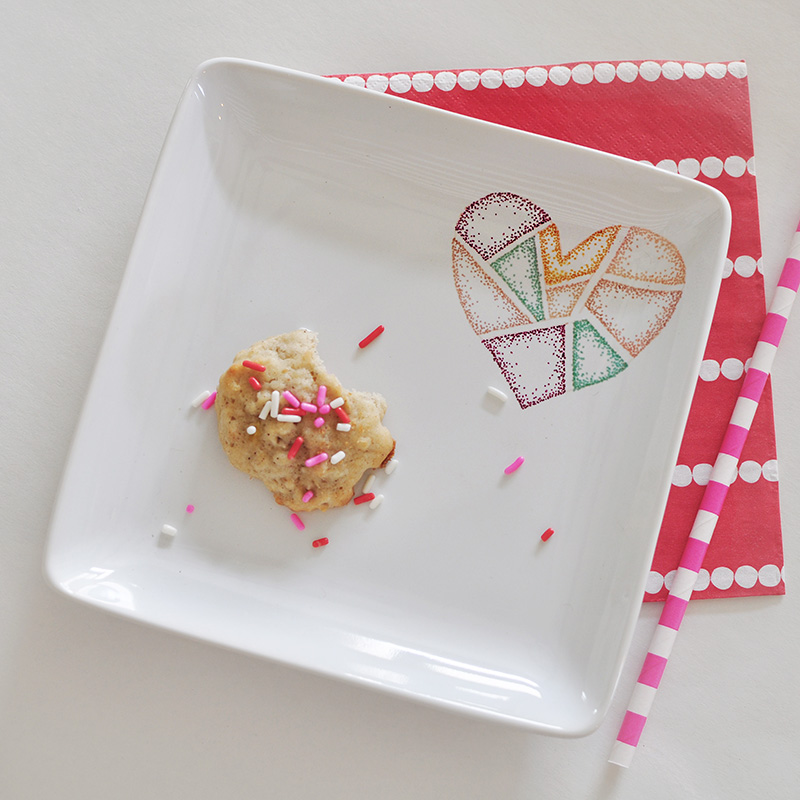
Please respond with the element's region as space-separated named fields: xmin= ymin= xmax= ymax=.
xmin=45 ymin=58 xmax=730 ymax=735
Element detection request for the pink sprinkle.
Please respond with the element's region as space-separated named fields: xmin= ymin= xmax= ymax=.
xmin=248 ymin=376 xmax=262 ymax=391
xmin=316 ymin=385 xmax=327 ymax=406
xmin=358 ymin=325 xmax=385 ymax=349
xmin=313 ymin=416 xmax=325 ymax=428
xmin=242 ymin=359 xmax=266 ymax=372
xmin=290 ymin=513 xmax=305 ymax=531
xmin=312 ymin=537 xmax=329 ymax=548
xmin=504 ymin=457 xmax=525 ymax=475
xmin=186 ymin=504 xmax=195 ymax=514
xmin=305 ymin=452 xmax=329 ymax=467
xmin=283 ymin=390 xmax=301 ymax=408
xmin=301 ymin=402 xmax=318 ymax=413
xmin=302 ymin=490 xmax=314 ymax=503
xmin=201 ymin=391 xmax=217 ymax=409
xmin=319 ymin=403 xmax=331 ymax=414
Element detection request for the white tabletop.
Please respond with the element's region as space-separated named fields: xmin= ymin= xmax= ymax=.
xmin=3 ymin=1 xmax=800 ymax=796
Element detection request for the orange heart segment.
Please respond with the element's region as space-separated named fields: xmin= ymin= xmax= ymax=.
xmin=539 ymin=224 xmax=622 ymax=286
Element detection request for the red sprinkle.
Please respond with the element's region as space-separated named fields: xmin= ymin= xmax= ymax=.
xmin=358 ymin=325 xmax=385 ymax=349
xmin=248 ymin=376 xmax=262 ymax=391
xmin=541 ymin=528 xmax=555 ymax=542
xmin=312 ymin=537 xmax=329 ymax=548
xmin=354 ymin=493 xmax=375 ymax=505
xmin=287 ymin=436 xmax=304 ymax=460
xmin=290 ymin=513 xmax=305 ymax=531
xmin=242 ymin=360 xmax=266 ymax=372
xmin=334 ymin=406 xmax=351 ymax=424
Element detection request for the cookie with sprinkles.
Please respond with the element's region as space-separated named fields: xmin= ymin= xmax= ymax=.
xmin=215 ymin=329 xmax=395 ymax=512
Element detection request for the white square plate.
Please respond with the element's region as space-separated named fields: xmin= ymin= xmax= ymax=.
xmin=46 ymin=59 xmax=730 ymax=735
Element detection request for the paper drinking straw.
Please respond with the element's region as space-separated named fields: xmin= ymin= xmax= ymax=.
xmin=609 ymin=220 xmax=800 ymax=768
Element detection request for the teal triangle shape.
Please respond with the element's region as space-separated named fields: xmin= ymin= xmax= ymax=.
xmin=490 ymin=238 xmax=545 ymax=321
xmin=572 ymin=319 xmax=628 ymax=390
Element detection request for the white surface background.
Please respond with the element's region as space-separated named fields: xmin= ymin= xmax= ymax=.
xmin=3 ymin=1 xmax=799 ymax=797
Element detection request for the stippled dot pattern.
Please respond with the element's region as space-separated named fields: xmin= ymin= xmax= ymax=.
xmin=451 ymin=192 xmax=685 ymax=408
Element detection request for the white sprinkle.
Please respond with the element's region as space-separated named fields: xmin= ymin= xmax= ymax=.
xmin=270 ymin=390 xmax=280 ymax=418
xmin=385 ymin=458 xmax=398 ymax=475
xmin=487 ymin=385 xmax=508 ymax=402
xmin=336 ymin=422 xmax=351 ymax=432
xmin=191 ymin=390 xmax=212 ymax=408
xmin=329 ymin=397 xmax=345 ymax=409
xmin=246 ymin=425 xmax=257 ymax=435
xmin=277 ymin=414 xmax=302 ymax=423
xmin=258 ymin=400 xmax=272 ymax=419
xmin=160 ymin=524 xmax=177 ymax=537
xmin=369 ymin=494 xmax=384 ymax=509
xmin=330 ymin=450 xmax=346 ymax=465
xmin=363 ymin=473 xmax=376 ymax=493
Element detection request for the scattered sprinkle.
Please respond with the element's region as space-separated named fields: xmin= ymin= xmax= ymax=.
xmin=191 ymin=390 xmax=212 ymax=408
xmin=270 ymin=390 xmax=280 ymax=418
xmin=160 ymin=523 xmax=177 ymax=537
xmin=312 ymin=537 xmax=329 ymax=548
xmin=369 ymin=494 xmax=384 ymax=510
xmin=541 ymin=527 xmax=555 ymax=542
xmin=185 ymin=504 xmax=195 ymax=514
xmin=504 ymin=457 xmax=525 ymax=475
xmin=302 ymin=490 xmax=314 ymax=503
xmin=330 ymin=450 xmax=346 ymax=465
xmin=358 ymin=325 xmax=385 ymax=349
xmin=249 ymin=376 xmax=262 ymax=391
xmin=329 ymin=397 xmax=345 ymax=409
xmin=301 ymin=402 xmax=317 ymax=413
xmin=487 ymin=386 xmax=508 ymax=402
xmin=290 ymin=513 xmax=305 ymax=531
xmin=363 ymin=474 xmax=376 ymax=493
xmin=287 ymin=436 xmax=304 ymax=459
xmin=258 ymin=400 xmax=272 ymax=419
xmin=316 ymin=385 xmax=327 ymax=406
xmin=319 ymin=403 xmax=331 ymax=414
xmin=354 ymin=492 xmax=375 ymax=505
xmin=283 ymin=390 xmax=301 ymax=408
xmin=385 ymin=458 xmax=398 ymax=475
xmin=336 ymin=422 xmax=351 ymax=432
xmin=334 ymin=406 xmax=351 ymax=424
xmin=201 ymin=391 xmax=217 ymax=410
xmin=305 ymin=452 xmax=329 ymax=467
xmin=246 ymin=425 xmax=257 ymax=435
xmin=242 ymin=359 xmax=266 ymax=372
xmin=313 ymin=416 xmax=325 ymax=428
xmin=277 ymin=413 xmax=302 ymax=423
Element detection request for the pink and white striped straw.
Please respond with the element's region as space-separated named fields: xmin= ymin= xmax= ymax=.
xmin=609 ymin=220 xmax=800 ymax=768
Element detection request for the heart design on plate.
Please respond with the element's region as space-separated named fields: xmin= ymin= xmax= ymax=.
xmin=452 ymin=192 xmax=685 ymax=408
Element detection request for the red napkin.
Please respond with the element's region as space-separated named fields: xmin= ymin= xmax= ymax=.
xmin=332 ymin=60 xmax=784 ymax=601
